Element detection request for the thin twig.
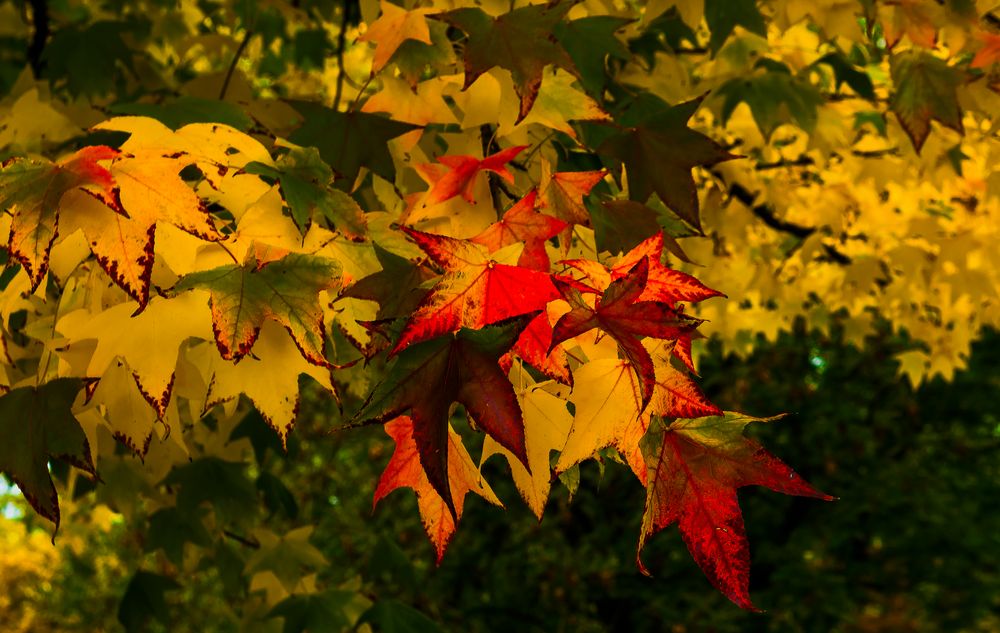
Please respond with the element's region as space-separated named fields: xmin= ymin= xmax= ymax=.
xmin=223 ymin=529 xmax=261 ymax=549
xmin=219 ymin=30 xmax=253 ymax=100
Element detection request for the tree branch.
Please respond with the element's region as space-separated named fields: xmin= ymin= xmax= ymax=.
xmin=332 ymin=0 xmax=351 ymax=111
xmin=721 ymin=179 xmax=852 ymax=265
xmin=26 ymin=0 xmax=49 ymax=78
xmin=223 ymin=529 xmax=261 ymax=549
xmin=479 ymin=124 xmax=504 ymax=215
xmin=219 ymin=29 xmax=253 ymax=100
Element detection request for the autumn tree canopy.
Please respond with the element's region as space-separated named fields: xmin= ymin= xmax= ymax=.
xmin=0 ymin=0 xmax=997 ymax=629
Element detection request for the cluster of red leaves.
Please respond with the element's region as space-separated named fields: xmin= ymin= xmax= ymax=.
xmin=347 ymin=147 xmax=831 ymax=610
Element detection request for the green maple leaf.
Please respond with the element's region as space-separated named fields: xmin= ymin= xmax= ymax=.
xmin=268 ymin=591 xmax=358 ymax=633
xmin=162 ymin=457 xmax=258 ymax=526
xmin=287 ymin=101 xmax=419 ymax=182
xmin=117 ymin=571 xmax=181 ymax=633
xmin=171 ymin=249 xmax=342 ymax=366
xmin=890 ymin=50 xmax=964 ymax=153
xmin=628 ymin=8 xmax=698 ymax=66
xmin=0 ymin=378 xmax=96 ymax=530
xmin=145 ymin=507 xmax=212 ymax=566
xmin=704 ymin=0 xmax=767 ymax=54
xmin=245 ymin=143 xmax=366 ymax=237
xmin=434 ymin=3 xmax=579 ymax=122
xmin=340 ymin=242 xmax=434 ymax=320
xmin=587 ymin=94 xmax=736 ymax=233
xmin=554 ymin=16 xmax=632 ymax=98
xmin=110 ymin=96 xmax=252 ymax=130
xmin=716 ymin=60 xmax=825 ymax=139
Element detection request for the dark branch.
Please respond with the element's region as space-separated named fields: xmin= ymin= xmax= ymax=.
xmin=479 ymin=124 xmax=504 ymax=215
xmin=219 ymin=30 xmax=253 ymax=100
xmin=223 ymin=529 xmax=261 ymax=549
xmin=26 ymin=0 xmax=49 ymax=78
xmin=721 ymin=179 xmax=852 ymax=265
xmin=332 ymin=0 xmax=351 ymax=111
xmin=755 ymin=156 xmax=816 ymax=170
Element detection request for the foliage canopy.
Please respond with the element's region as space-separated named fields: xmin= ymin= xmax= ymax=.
xmin=0 ymin=0 xmax=997 ymax=629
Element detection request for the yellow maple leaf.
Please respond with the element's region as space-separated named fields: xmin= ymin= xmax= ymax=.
xmin=481 ymin=367 xmax=573 ymax=519
xmin=358 ymin=0 xmax=434 ymax=73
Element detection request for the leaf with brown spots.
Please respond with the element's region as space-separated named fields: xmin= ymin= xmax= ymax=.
xmin=0 ymin=145 xmax=118 ymax=289
xmin=170 ymin=248 xmax=342 ymax=366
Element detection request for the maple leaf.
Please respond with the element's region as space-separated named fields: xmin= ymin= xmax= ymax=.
xmin=553 ymin=15 xmax=632 ymax=98
xmin=355 ymin=317 xmax=532 ymax=514
xmin=0 ymin=145 xmax=117 ymax=289
xmin=358 ymin=1 xmax=435 ymax=74
xmin=510 ymin=69 xmax=611 ymax=138
xmin=647 ymin=341 xmax=721 ymax=419
xmin=60 ymin=147 xmax=226 ymax=310
xmin=590 ymin=95 xmax=737 ymax=232
xmin=471 ymin=190 xmax=567 ymax=271
xmin=0 ymin=378 xmax=95 ymax=530
xmin=87 ymin=358 xmax=161 ymax=457
xmin=287 ymin=101 xmax=420 ymax=182
xmin=555 ymin=340 xmax=718 ymax=477
xmin=554 ymin=358 xmax=649 ymax=479
xmin=390 ymin=228 xmax=560 ymax=355
xmin=890 ymin=50 xmax=964 ymax=153
xmin=189 ymin=322 xmax=336 ymax=446
xmin=637 ymin=413 xmax=833 ymax=610
xmin=339 ymin=242 xmax=434 ymax=321
xmin=716 ymin=61 xmax=824 ymax=139
xmin=564 ymin=232 xmax=723 ymax=305
xmin=244 ymin=143 xmax=366 ymax=238
xmin=971 ymin=32 xmax=1000 ymax=69
xmin=551 ymin=258 xmax=701 ymax=409
xmin=481 ymin=369 xmax=573 ymax=519
xmin=56 ymin=292 xmax=214 ymax=417
xmin=419 ymin=145 xmax=527 ymax=208
xmin=704 ymin=0 xmax=767 ymax=54
xmin=505 ymin=305 xmax=572 ymax=384
xmin=434 ymin=3 xmax=579 ymax=121
xmin=537 ymin=161 xmax=605 ymax=243
xmin=375 ymin=416 xmax=502 ymax=561
xmin=171 ymin=249 xmax=342 ymax=366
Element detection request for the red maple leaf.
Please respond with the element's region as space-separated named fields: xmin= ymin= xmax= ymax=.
xmin=390 ymin=227 xmax=559 ymax=355
xmin=419 ymin=145 xmax=527 ymax=207
xmin=638 ymin=414 xmax=833 ymax=610
xmin=374 ymin=416 xmax=501 ymax=562
xmin=471 ymin=189 xmax=567 ymax=271
xmin=550 ymin=258 xmax=700 ymax=409
xmin=355 ymin=317 xmax=532 ymax=514
xmin=564 ymin=231 xmax=723 ymax=305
